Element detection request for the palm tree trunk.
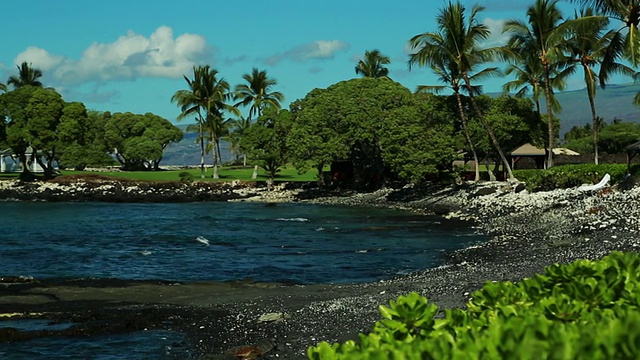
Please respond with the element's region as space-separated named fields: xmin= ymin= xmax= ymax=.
xmin=212 ymin=137 xmax=219 ymax=179
xmin=587 ymin=90 xmax=599 ymax=165
xmin=198 ymin=121 xmax=206 ymax=179
xmin=463 ymin=75 xmax=515 ymax=180
xmin=454 ymin=92 xmax=480 ymax=182
xmin=543 ymin=60 xmax=555 ymax=168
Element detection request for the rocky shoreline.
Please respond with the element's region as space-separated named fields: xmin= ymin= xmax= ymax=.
xmin=1 ymin=176 xmax=640 ymax=358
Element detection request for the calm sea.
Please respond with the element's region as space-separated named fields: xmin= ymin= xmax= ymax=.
xmin=0 ymin=201 xmax=487 ymax=359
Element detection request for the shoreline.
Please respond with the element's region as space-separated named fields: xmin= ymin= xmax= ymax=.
xmin=1 ymin=178 xmax=640 ymax=358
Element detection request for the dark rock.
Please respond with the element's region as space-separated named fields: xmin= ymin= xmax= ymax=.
xmin=514 ymin=183 xmax=526 ymax=193
xmin=473 ymin=187 xmax=497 ymax=197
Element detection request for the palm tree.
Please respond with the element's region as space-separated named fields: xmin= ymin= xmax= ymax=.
xmin=410 ymin=1 xmax=515 ymax=180
xmin=225 ymin=116 xmax=252 ymax=166
xmin=199 ymin=67 xmax=238 ymax=178
xmin=172 ymin=65 xmax=238 ymax=178
xmin=7 ymin=62 xmax=43 ymax=88
xmin=410 ymin=50 xmax=482 ymax=181
xmin=565 ymin=8 xmax=635 ymax=164
xmin=503 ymin=55 xmax=550 ymax=114
xmin=504 ymin=0 xmax=568 ymax=168
xmin=234 ymin=68 xmax=284 ymax=121
xmin=355 ymin=49 xmax=391 ymax=78
xmin=570 ymin=0 xmax=640 ymax=66
xmin=172 ymin=66 xmax=208 ymax=178
xmin=0 ymin=83 xmax=6 ymax=93
xmin=204 ymin=113 xmax=234 ymax=177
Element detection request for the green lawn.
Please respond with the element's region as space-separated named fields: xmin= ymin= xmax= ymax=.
xmin=55 ymin=164 xmax=320 ymax=182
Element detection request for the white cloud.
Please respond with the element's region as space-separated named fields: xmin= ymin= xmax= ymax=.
xmin=265 ymin=40 xmax=349 ymax=65
xmin=482 ymin=18 xmax=510 ymax=46
xmin=13 ymin=26 xmax=214 ymax=86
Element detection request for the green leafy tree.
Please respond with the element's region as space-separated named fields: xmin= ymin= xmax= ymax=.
xmin=104 ymin=112 xmax=182 ymax=170
xmin=288 ymin=88 xmax=350 ymax=183
xmin=355 ymin=49 xmax=391 ymax=78
xmin=290 ymin=78 xmax=425 ymax=189
xmin=234 ymin=68 xmax=284 ymax=121
xmin=58 ymin=110 xmax=115 ymax=170
xmin=470 ymin=95 xmax=546 ymax=168
xmin=0 ymin=83 xmax=6 ymax=93
xmin=504 ymin=0 xmax=570 ymax=168
xmin=565 ymin=120 xmax=640 ymax=155
xmin=242 ymin=108 xmax=292 ymax=181
xmin=7 ymin=62 xmax=43 ymax=89
xmin=380 ymin=93 xmax=458 ymax=183
xmin=0 ymin=87 xmax=33 ymax=176
xmin=1 ymin=86 xmax=65 ymax=179
xmin=409 ymin=1 xmax=515 ymax=179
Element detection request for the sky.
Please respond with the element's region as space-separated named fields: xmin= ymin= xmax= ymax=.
xmin=1 ymin=0 xmax=612 ymax=124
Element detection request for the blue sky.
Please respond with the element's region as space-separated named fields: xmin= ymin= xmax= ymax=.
xmin=1 ymin=0 xmax=605 ymax=123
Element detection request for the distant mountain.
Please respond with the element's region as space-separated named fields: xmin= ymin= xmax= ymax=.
xmin=160 ymin=85 xmax=640 ymax=166
xmin=162 ymin=129 xmax=234 ymax=166
xmin=550 ymin=83 xmax=640 ymax=134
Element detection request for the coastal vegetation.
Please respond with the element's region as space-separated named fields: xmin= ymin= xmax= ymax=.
xmin=2 ymin=0 xmax=640 ymax=187
xmin=309 ymin=251 xmax=640 ymax=359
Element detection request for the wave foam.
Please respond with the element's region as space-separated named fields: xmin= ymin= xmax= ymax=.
xmin=276 ymin=218 xmax=309 ymax=222
xmin=196 ymin=236 xmax=210 ymax=246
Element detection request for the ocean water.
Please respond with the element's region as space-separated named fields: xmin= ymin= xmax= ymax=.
xmin=0 ymin=202 xmax=486 ymax=284
xmin=0 ymin=201 xmax=487 ymax=358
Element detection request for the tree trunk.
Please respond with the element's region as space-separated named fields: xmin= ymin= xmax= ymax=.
xmin=216 ymin=140 xmax=223 ymax=166
xmin=212 ymin=137 xmax=219 ymax=179
xmin=587 ymin=88 xmax=599 ymax=165
xmin=543 ymin=58 xmax=556 ymax=168
xmin=454 ymin=92 xmax=480 ymax=182
xmin=463 ymin=75 xmax=515 ymax=180
xmin=199 ymin=122 xmax=205 ymax=179
xmin=316 ymin=163 xmax=325 ymax=186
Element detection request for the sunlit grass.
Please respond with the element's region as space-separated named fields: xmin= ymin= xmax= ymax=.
xmin=57 ymin=164 xmax=319 ymax=182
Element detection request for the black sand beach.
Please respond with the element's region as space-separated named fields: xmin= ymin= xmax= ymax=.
xmin=1 ymin=178 xmax=639 ymax=359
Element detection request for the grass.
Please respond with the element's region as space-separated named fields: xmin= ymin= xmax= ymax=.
xmin=0 ymin=164 xmax=320 ymax=182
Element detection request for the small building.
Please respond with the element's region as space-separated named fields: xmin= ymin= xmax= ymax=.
xmin=0 ymin=147 xmax=47 ymax=173
xmin=625 ymin=141 xmax=640 ymax=173
xmin=509 ymin=143 xmax=579 ymax=169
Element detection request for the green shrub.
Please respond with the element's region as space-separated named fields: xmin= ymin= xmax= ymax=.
xmin=178 ymin=171 xmax=194 ymax=183
xmin=308 ymin=252 xmax=640 ymax=359
xmin=513 ymin=164 xmax=636 ymax=191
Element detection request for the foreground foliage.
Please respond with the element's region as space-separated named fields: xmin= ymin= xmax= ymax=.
xmin=513 ymin=163 xmax=638 ymax=191
xmin=309 ymin=251 xmax=640 ymax=359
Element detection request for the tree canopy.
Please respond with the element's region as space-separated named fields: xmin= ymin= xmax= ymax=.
xmin=290 ymin=77 xmax=462 ymax=187
xmin=104 ymin=112 xmax=183 ymax=170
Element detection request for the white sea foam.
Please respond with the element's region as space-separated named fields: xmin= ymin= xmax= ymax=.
xmin=315 ymin=227 xmax=325 ymax=231
xmin=276 ymin=218 xmax=309 ymax=222
xmin=196 ymin=236 xmax=210 ymax=246
xmin=356 ymin=250 xmax=368 ymax=253
xmin=140 ymin=250 xmax=153 ymax=256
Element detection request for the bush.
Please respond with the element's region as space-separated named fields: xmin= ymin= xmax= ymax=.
xmin=178 ymin=171 xmax=194 ymax=183
xmin=308 ymin=252 xmax=640 ymax=359
xmin=513 ymin=164 xmax=637 ymax=191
